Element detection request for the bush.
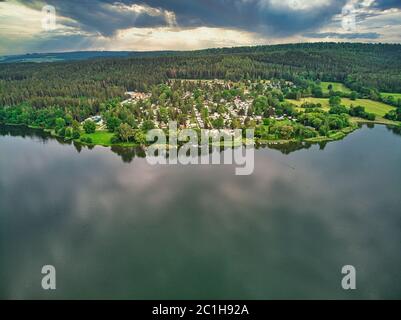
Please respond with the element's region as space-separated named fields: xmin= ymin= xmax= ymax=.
xmin=385 ymin=110 xmax=396 ymax=120
xmin=366 ymin=113 xmax=376 ymax=121
xmin=385 ymin=110 xmax=399 ymax=121
xmin=55 ymin=117 xmax=66 ymax=132
xmin=329 ymin=105 xmax=348 ymax=115
xmin=301 ymin=102 xmax=322 ymax=109
xmin=141 ymin=120 xmax=155 ymax=131
xmin=300 ymin=127 xmax=317 ymax=138
xmin=110 ymin=135 xmax=120 ymax=144
xmin=350 ymin=91 xmax=358 ymax=101
xmin=272 ymin=125 xmax=294 ymax=140
xmin=329 ymin=96 xmax=341 ymax=107
xmin=80 ymin=136 xmax=93 ymax=144
xmin=65 ymin=127 xmax=73 ymax=138
xmin=349 ymin=106 xmax=366 ymax=117
xmin=349 ymin=106 xmax=376 ymax=121
xmin=57 ymin=127 xmax=66 ymax=137
xmin=319 ymin=126 xmax=329 ymax=136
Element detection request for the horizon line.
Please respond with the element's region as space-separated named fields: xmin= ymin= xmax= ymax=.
xmin=2 ymin=41 xmax=401 ymax=58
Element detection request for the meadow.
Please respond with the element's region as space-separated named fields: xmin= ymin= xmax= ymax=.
xmin=381 ymin=92 xmax=401 ymax=100
xmin=287 ymin=97 xmax=395 ymax=118
xmin=320 ymin=82 xmax=352 ymax=94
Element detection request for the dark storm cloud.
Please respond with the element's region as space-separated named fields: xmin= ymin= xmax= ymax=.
xmin=156 ymin=0 xmax=357 ymax=36
xmin=304 ymin=32 xmax=381 ymax=39
xmin=17 ymin=0 xmax=353 ymax=37
xmin=139 ymin=0 xmax=350 ymax=36
xmin=18 ymin=0 xmax=174 ymax=36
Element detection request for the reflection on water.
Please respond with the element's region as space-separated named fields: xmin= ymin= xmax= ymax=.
xmin=1 ymin=123 xmax=400 ymax=162
xmin=0 ymin=124 xmax=401 ymax=299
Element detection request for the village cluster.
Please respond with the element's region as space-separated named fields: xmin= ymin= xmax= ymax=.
xmin=109 ymin=79 xmax=297 ymax=136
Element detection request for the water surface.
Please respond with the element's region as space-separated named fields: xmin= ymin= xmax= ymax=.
xmin=1 ymin=125 xmax=400 ymax=299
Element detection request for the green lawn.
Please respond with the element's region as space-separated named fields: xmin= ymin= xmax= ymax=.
xmin=80 ymin=131 xmax=114 ymax=145
xmin=320 ymin=81 xmax=352 ymax=94
xmin=287 ymin=97 xmax=396 ymax=118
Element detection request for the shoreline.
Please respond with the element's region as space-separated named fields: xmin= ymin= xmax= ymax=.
xmin=2 ymin=119 xmax=399 ymax=149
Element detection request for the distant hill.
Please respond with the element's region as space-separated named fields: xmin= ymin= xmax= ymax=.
xmin=3 ymin=43 xmax=401 ymax=64
xmin=0 ymin=50 xmax=178 ymax=63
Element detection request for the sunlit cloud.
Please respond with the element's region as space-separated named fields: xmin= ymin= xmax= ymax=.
xmin=267 ymin=0 xmax=333 ymax=11
xmin=0 ymin=0 xmax=400 ymax=55
xmin=102 ymin=26 xmax=267 ymax=51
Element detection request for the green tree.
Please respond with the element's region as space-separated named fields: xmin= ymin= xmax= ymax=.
xmin=141 ymin=120 xmax=155 ymax=131
xmin=106 ymin=116 xmax=121 ymax=132
xmin=134 ymin=130 xmax=147 ymax=145
xmin=71 ymin=120 xmax=81 ymax=139
xmin=329 ymin=105 xmax=348 ymax=115
xmin=83 ymin=120 xmax=96 ymax=134
xmin=312 ymin=86 xmax=323 ymax=98
xmin=55 ymin=117 xmax=66 ymax=131
xmin=72 ymin=120 xmax=80 ymax=132
xmin=65 ymin=127 xmax=73 ymax=138
xmin=253 ymin=96 xmax=268 ymax=115
xmin=278 ymin=125 xmax=294 ymax=139
xmin=65 ymin=114 xmax=73 ymax=126
xmin=329 ymin=96 xmax=341 ymax=107
xmin=118 ymin=123 xmax=135 ymax=142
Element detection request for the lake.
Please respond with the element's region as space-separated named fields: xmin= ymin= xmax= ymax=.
xmin=0 ymin=124 xmax=400 ymax=299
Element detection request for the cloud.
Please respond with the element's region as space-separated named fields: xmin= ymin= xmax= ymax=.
xmin=14 ymin=0 xmax=352 ymax=37
xmin=304 ymin=31 xmax=380 ymax=39
xmin=0 ymin=0 xmax=400 ymax=55
xmin=372 ymin=0 xmax=401 ymax=10
xmin=129 ymin=0 xmax=351 ymax=37
xmin=108 ymin=26 xmax=267 ymax=51
xmin=17 ymin=0 xmax=178 ymax=36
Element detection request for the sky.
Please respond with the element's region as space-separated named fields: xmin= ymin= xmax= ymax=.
xmin=0 ymin=0 xmax=400 ymax=55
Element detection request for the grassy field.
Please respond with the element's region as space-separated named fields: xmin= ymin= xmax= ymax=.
xmin=80 ymin=131 xmax=114 ymax=145
xmin=288 ymin=98 xmax=330 ymax=110
xmin=320 ymin=82 xmax=352 ymax=94
xmin=381 ymin=92 xmax=401 ymax=100
xmin=287 ymin=97 xmax=395 ymax=117
xmin=345 ymin=98 xmax=395 ymax=117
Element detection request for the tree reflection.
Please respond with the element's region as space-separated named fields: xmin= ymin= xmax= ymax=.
xmin=110 ymin=146 xmax=146 ymax=163
xmin=3 ymin=123 xmax=400 ymax=163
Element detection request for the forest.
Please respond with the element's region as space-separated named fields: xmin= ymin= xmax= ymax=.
xmin=0 ymin=43 xmax=401 ymax=130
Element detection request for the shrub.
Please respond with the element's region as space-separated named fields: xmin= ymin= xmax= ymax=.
xmin=349 ymin=105 xmax=366 ymax=117
xmin=385 ymin=110 xmax=398 ymax=121
xmin=301 ymin=102 xmax=322 ymax=109
xmin=65 ymin=127 xmax=73 ymax=138
xmin=301 ymin=127 xmax=317 ymax=138
xmin=366 ymin=113 xmax=376 ymax=121
xmin=329 ymin=96 xmax=341 ymax=107
xmin=111 ymin=135 xmax=120 ymax=144
xmin=329 ymin=105 xmax=348 ymax=115
xmin=80 ymin=136 xmax=93 ymax=144
xmin=57 ymin=127 xmax=66 ymax=137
